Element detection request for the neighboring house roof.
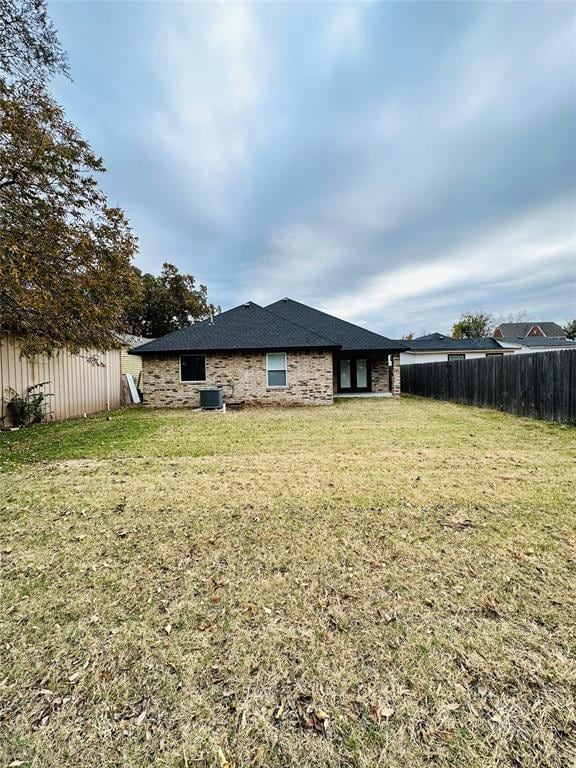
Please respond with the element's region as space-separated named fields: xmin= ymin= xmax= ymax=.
xmin=498 ymin=337 xmax=576 ymax=349
xmin=414 ymin=332 xmax=450 ymax=341
xmin=119 ymin=333 xmax=155 ymax=349
xmin=495 ymin=322 xmax=565 ymax=338
xmin=131 ymin=302 xmax=339 ymax=354
xmin=265 ymin=298 xmax=407 ymax=352
xmin=406 ymin=337 xmax=505 ymax=352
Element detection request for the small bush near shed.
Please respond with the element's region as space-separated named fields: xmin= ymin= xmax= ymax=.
xmin=4 ymin=381 xmax=51 ymax=427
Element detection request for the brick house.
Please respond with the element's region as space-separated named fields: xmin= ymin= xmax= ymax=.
xmin=131 ymin=298 xmax=407 ymax=407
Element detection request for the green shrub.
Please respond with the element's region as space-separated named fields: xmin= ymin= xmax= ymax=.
xmin=4 ymin=382 xmax=52 ymax=427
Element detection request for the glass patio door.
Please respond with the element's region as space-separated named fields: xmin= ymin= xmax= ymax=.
xmin=340 ymin=359 xmax=351 ymax=389
xmin=356 ymin=359 xmax=368 ymax=389
xmin=338 ymin=358 xmax=370 ymax=392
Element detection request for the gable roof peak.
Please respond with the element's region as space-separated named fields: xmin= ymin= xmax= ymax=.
xmin=266 ymin=298 xmax=407 ymax=352
xmin=494 ymin=321 xmax=565 ymax=338
xmin=415 ymin=332 xmax=449 ymax=341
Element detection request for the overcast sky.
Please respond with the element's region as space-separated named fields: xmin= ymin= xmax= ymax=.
xmin=50 ymin=1 xmax=575 ymax=337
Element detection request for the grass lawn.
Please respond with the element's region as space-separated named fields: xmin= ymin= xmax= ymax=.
xmin=1 ymin=397 xmax=575 ymax=768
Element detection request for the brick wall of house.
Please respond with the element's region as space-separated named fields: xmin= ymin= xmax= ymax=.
xmin=371 ymin=356 xmax=390 ymax=393
xmin=391 ymin=353 xmax=401 ymax=396
xmin=142 ymin=350 xmax=334 ymax=407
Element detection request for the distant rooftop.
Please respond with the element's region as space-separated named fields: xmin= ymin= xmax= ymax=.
xmin=119 ymin=333 xmax=155 ymax=348
xmin=500 ymin=337 xmax=576 ymax=349
xmin=405 ymin=331 xmax=576 ymax=353
xmin=494 ymin=322 xmax=565 ymax=339
xmin=407 ymin=336 xmax=503 ymax=352
xmin=414 ymin=332 xmax=450 ymax=341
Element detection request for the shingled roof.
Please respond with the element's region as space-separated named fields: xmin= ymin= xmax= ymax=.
xmin=500 ymin=337 xmax=576 ymax=349
xmin=495 ymin=322 xmax=566 ymax=338
xmin=414 ymin=332 xmax=449 ymax=341
xmin=131 ymin=302 xmax=338 ymax=354
xmin=265 ymin=298 xmax=407 ymax=352
xmin=132 ymin=298 xmax=406 ymax=355
xmin=407 ymin=337 xmax=504 ymax=352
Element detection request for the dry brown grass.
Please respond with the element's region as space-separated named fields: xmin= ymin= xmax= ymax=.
xmin=1 ymin=397 xmax=575 ymax=767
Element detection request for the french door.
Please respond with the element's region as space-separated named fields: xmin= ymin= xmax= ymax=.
xmin=338 ymin=357 xmax=371 ymax=392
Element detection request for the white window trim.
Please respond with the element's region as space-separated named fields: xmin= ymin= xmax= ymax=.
xmin=266 ymin=352 xmax=288 ymax=389
xmin=179 ymin=354 xmax=207 ymax=383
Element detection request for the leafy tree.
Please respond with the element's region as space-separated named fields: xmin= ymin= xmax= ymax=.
xmin=563 ymin=319 xmax=576 ymax=340
xmin=0 ymin=0 xmax=139 ymax=354
xmin=0 ymin=0 xmax=68 ymax=83
xmin=451 ymin=312 xmax=494 ymax=339
xmin=125 ymin=263 xmax=219 ymax=338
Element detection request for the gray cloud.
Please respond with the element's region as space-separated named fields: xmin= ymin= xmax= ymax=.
xmin=49 ymin=1 xmax=576 ymax=333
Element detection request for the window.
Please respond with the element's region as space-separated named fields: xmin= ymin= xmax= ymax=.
xmin=486 ymin=352 xmax=504 ymax=357
xmin=180 ymin=354 xmax=206 ymax=382
xmin=448 ymin=354 xmax=465 ymax=361
xmin=267 ymin=352 xmax=287 ymax=387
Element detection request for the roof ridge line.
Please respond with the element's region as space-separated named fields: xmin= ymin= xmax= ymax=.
xmin=267 ymin=297 xmax=400 ymax=344
xmin=258 ymin=303 xmax=341 ymax=347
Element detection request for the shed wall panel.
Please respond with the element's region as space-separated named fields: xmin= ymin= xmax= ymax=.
xmin=0 ymin=336 xmax=121 ymax=425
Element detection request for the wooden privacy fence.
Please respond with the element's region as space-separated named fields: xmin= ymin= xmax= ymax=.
xmin=401 ymin=350 xmax=576 ymax=423
xmin=0 ymin=335 xmax=122 ymax=425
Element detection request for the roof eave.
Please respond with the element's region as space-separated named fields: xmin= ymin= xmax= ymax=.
xmin=339 ymin=345 xmax=409 ymax=353
xmin=132 ymin=343 xmax=342 ymax=355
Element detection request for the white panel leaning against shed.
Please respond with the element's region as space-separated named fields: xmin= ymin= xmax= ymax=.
xmin=129 ymin=298 xmax=407 ymax=408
